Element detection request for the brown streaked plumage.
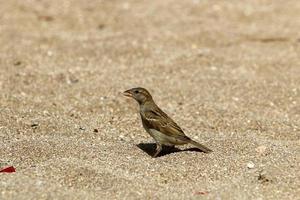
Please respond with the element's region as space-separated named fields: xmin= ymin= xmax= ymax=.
xmin=123 ymin=87 xmax=212 ymax=157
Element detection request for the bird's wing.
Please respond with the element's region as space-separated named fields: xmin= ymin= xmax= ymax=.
xmin=142 ymin=107 xmax=189 ymax=140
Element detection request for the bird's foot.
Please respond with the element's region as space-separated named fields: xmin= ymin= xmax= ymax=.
xmin=152 ymin=144 xmax=162 ymax=158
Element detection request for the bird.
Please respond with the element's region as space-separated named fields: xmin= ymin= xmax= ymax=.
xmin=123 ymin=87 xmax=212 ymax=157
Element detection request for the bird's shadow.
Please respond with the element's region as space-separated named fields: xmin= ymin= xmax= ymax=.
xmin=136 ymin=143 xmax=203 ymax=157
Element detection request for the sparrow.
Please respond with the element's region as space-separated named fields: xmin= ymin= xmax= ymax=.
xmin=123 ymin=87 xmax=212 ymax=157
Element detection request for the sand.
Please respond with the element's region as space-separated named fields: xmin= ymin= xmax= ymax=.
xmin=0 ymin=0 xmax=299 ymax=199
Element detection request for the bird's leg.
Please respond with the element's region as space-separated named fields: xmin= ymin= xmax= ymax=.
xmin=153 ymin=143 xmax=162 ymax=158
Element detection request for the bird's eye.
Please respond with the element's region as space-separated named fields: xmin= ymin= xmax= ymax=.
xmin=134 ymin=90 xmax=139 ymax=94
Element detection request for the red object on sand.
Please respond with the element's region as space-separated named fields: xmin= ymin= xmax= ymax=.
xmin=0 ymin=166 xmax=16 ymax=173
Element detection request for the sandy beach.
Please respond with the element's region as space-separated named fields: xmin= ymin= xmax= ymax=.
xmin=0 ymin=0 xmax=299 ymax=199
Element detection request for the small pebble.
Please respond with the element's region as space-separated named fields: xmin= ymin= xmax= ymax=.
xmin=247 ymin=161 xmax=255 ymax=169
xmin=13 ymin=61 xmax=22 ymax=66
xmin=47 ymin=51 xmax=53 ymax=56
xmin=31 ymin=123 xmax=39 ymax=128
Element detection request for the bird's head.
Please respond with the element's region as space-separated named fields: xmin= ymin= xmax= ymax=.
xmin=123 ymin=87 xmax=153 ymax=104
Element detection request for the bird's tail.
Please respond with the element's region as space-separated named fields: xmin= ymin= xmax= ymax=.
xmin=189 ymin=139 xmax=212 ymax=153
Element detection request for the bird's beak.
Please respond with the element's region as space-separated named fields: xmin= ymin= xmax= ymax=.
xmin=123 ymin=90 xmax=133 ymax=97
